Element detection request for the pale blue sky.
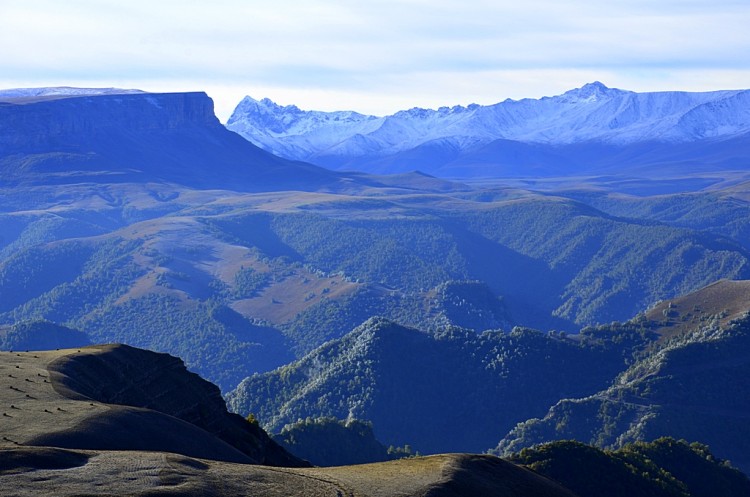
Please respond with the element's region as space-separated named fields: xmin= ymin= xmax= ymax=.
xmin=2 ymin=0 xmax=749 ymax=120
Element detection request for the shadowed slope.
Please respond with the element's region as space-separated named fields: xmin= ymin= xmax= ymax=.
xmin=26 ymin=405 xmax=255 ymax=463
xmin=0 ymin=447 xmax=89 ymax=475
xmin=0 ymin=346 xmax=304 ymax=466
xmin=48 ymin=344 xmax=304 ymax=466
xmin=508 ymin=439 xmax=750 ymax=497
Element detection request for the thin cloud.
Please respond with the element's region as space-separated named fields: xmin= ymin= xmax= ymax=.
xmin=1 ymin=0 xmax=749 ymax=119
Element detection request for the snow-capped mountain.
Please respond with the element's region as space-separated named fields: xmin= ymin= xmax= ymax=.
xmin=0 ymin=87 xmax=145 ymax=100
xmin=225 ymin=96 xmax=381 ymax=159
xmin=229 ymin=82 xmax=750 ymax=177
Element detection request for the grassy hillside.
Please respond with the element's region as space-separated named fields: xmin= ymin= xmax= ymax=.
xmin=0 ymin=345 xmax=304 ymax=466
xmin=1 ymin=449 xmax=579 ymax=497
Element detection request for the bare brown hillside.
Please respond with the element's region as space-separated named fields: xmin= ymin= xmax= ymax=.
xmin=646 ymin=279 xmax=750 ymax=340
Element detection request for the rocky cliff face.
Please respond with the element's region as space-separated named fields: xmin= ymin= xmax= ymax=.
xmin=0 ymin=90 xmax=339 ymax=191
xmin=0 ymin=92 xmax=218 ymax=152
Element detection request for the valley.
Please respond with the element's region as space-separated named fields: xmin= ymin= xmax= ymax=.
xmin=5 ymin=178 xmax=750 ymax=391
xmin=2 ymin=86 xmax=750 ymax=495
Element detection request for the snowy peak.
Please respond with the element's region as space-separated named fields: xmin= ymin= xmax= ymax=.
xmin=228 ymin=95 xmax=374 ymax=133
xmin=0 ymin=87 xmax=145 ymax=102
xmin=225 ymin=83 xmax=750 ymax=174
xmin=226 ymin=95 xmax=381 ymax=158
xmin=560 ymin=81 xmax=628 ymax=103
xmin=228 ymin=96 xmax=304 ymax=134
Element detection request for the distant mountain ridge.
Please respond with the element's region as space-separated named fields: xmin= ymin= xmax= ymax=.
xmin=226 ymin=83 xmax=750 ymax=176
xmin=0 ymin=89 xmax=341 ymax=191
xmin=0 ymin=86 xmax=145 ymax=101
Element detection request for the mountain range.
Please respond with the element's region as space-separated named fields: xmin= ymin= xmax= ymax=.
xmin=226 ymin=82 xmax=750 ymax=177
xmin=3 ymin=89 xmax=750 ymax=394
xmin=3 ymin=86 xmax=750 ymax=495
xmin=226 ymin=316 xmax=643 ymax=454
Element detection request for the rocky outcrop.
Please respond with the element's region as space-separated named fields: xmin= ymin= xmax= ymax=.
xmin=0 ymin=90 xmax=338 ymax=191
xmin=0 ymin=92 xmax=218 ymax=151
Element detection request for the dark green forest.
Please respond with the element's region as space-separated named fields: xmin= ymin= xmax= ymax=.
xmin=227 ymin=317 xmax=653 ymax=454
xmin=509 ymin=438 xmax=750 ymax=497
xmin=495 ymin=314 xmax=750 ymax=473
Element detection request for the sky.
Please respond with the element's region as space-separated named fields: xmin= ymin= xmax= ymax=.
xmin=2 ymin=0 xmax=750 ymax=122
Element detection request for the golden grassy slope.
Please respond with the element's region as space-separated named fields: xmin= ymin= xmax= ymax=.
xmin=0 ymin=447 xmax=577 ymax=497
xmin=646 ymin=279 xmax=750 ymax=340
xmin=0 ymin=347 xmax=252 ymax=463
